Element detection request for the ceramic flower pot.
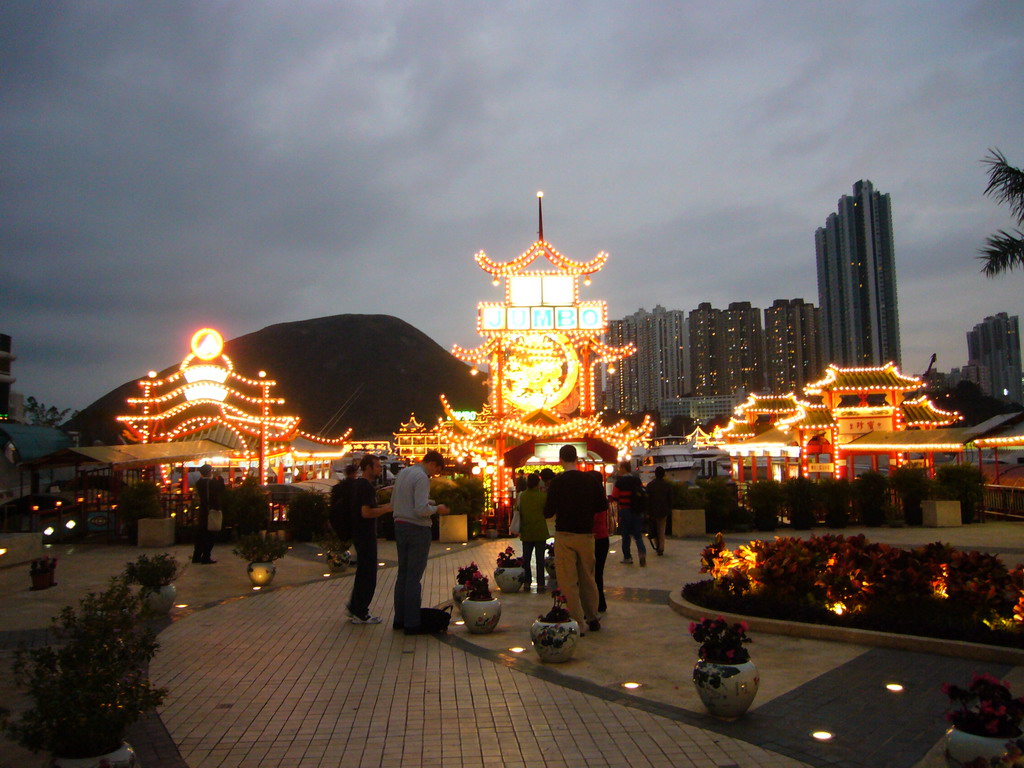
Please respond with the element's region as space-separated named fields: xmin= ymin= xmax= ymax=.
xmin=52 ymin=740 xmax=138 ymax=768
xmin=460 ymin=597 xmax=501 ymax=634
xmin=944 ymin=726 xmax=1017 ymax=767
xmin=247 ymin=562 xmax=276 ymax=587
xmin=530 ymin=619 xmax=580 ymax=663
xmin=144 ymin=584 xmax=177 ymax=615
xmin=494 ymin=566 xmax=525 ymax=593
xmin=692 ymin=658 xmax=760 ymax=719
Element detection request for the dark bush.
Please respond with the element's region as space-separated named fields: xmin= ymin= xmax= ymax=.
xmin=783 ymin=476 xmax=817 ymax=529
xmin=890 ymin=466 xmax=930 ymax=526
xmin=698 ymin=478 xmax=737 ymax=533
xmin=935 ymin=464 xmax=986 ymax=524
xmin=746 ymin=480 xmax=783 ymax=531
xmin=287 ymin=490 xmax=329 ymax=542
xmin=224 ymin=479 xmax=270 ymax=535
xmin=853 ymin=471 xmax=888 ymax=526
xmin=818 ymin=478 xmax=851 ymax=528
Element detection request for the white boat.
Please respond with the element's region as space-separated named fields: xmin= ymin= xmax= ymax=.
xmin=632 ymin=436 xmax=730 ymax=485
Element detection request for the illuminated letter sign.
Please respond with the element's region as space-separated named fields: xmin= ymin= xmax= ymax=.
xmin=531 ymin=307 xmax=554 ymax=329
xmin=507 ymin=308 xmax=530 ymax=330
xmin=555 ymin=308 xmax=577 ymax=329
xmin=481 ymin=306 xmax=505 ymax=330
xmin=579 ymin=306 xmax=603 ymax=329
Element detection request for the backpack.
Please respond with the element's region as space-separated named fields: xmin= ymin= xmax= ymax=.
xmin=329 ymin=480 xmax=353 ymax=540
xmin=630 ymin=477 xmax=648 ymax=516
xmin=420 ymin=605 xmax=453 ymax=633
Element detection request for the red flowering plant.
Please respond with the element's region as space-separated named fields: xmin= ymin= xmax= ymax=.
xmin=943 ymin=673 xmax=1024 ymax=738
xmin=689 ymin=616 xmax=751 ymax=664
xmin=456 ymin=562 xmax=481 ymax=586
xmin=465 ymin=572 xmax=493 ymax=601
xmin=538 ymin=589 xmax=571 ymax=623
xmin=496 ymin=546 xmax=524 ymax=569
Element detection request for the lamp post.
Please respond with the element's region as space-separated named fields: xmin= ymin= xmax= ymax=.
xmin=258 ymin=370 xmax=268 ymax=485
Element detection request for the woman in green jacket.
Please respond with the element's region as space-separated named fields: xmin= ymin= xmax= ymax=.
xmin=516 ymin=473 xmax=549 ymax=591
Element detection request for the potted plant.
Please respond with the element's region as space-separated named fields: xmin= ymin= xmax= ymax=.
xmin=116 ymin=480 xmax=163 ymax=545
xmin=494 ymin=546 xmax=526 ymax=593
xmin=29 ymin=556 xmax=58 ymax=590
xmin=123 ymin=552 xmax=180 ymax=614
xmin=544 ymin=543 xmax=557 ymax=588
xmin=943 ymin=673 xmax=1024 ymax=766
xmin=460 ymin=571 xmax=501 ymax=634
xmin=689 ymin=615 xmax=759 ymax=719
xmin=453 ymin=562 xmax=481 ymax=607
xmin=0 ymin=579 xmax=167 ymax=766
xmin=746 ymin=480 xmax=783 ymax=532
xmin=233 ymin=532 xmax=289 ymax=587
xmin=286 ymin=489 xmax=329 ymax=542
xmin=530 ymin=589 xmax=580 ymax=663
xmin=315 ymin=531 xmax=352 ymax=572
xmin=934 ymin=464 xmax=986 ymax=525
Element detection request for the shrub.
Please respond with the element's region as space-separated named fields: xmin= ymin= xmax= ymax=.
xmin=232 ymin=532 xmax=288 ymax=563
xmin=287 ymin=490 xmax=329 ymax=542
xmin=890 ymin=466 xmax=930 ymax=526
xmin=698 ymin=478 xmax=737 ymax=533
xmin=783 ymin=477 xmax=817 ymax=529
xmin=224 ymin=478 xmax=270 ymax=534
xmin=0 ymin=580 xmax=167 ymax=758
xmin=123 ymin=553 xmax=179 ymax=591
xmin=116 ymin=480 xmax=162 ymax=521
xmin=746 ymin=480 xmax=783 ymax=531
xmin=852 ymin=471 xmax=888 ymax=526
xmin=672 ymin=482 xmax=706 ymax=511
xmin=935 ymin=464 xmax=986 ymax=524
xmin=818 ymin=478 xmax=851 ymax=528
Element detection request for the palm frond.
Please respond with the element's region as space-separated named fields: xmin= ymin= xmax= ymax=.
xmin=983 ymin=148 xmax=1024 ymax=225
xmin=978 ymin=229 xmax=1024 ymax=276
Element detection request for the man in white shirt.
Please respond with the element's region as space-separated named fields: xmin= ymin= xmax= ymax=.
xmin=391 ymin=450 xmax=450 ymax=634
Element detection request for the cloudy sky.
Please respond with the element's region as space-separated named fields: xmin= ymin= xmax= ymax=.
xmin=3 ymin=2 xmax=1023 ymax=414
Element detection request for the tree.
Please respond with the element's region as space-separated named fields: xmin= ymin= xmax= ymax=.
xmin=979 ymin=148 xmax=1024 ymax=276
xmin=24 ymin=396 xmax=77 ymax=427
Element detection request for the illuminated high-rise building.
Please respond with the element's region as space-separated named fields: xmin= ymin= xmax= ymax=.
xmin=604 ymin=305 xmax=688 ymax=413
xmin=688 ymin=302 xmax=724 ymax=396
xmin=816 ymin=180 xmax=901 ymax=367
xmin=722 ymin=301 xmax=765 ymax=394
xmin=967 ymin=313 xmax=1022 ymax=404
xmin=764 ymin=298 xmax=822 ymax=394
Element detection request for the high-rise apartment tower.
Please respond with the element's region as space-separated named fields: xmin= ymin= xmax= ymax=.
xmin=815 ymin=180 xmax=901 ymax=367
xmin=967 ymin=313 xmax=1022 ymax=404
xmin=764 ymin=299 xmax=822 ymax=394
xmin=604 ymin=306 xmax=688 ymax=413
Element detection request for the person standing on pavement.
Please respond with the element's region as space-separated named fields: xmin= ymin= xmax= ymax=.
xmin=611 ymin=461 xmax=647 ymax=566
xmin=191 ymin=464 xmax=223 ymax=565
xmin=346 ymin=455 xmax=393 ymax=625
xmin=590 ymin=470 xmax=610 ymax=614
xmin=543 ymin=445 xmax=603 ymax=634
xmin=515 ymin=473 xmax=548 ymax=592
xmin=646 ymin=466 xmax=673 ymax=556
xmin=391 ymin=450 xmax=451 ymax=635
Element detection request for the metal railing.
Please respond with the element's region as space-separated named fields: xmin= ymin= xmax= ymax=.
xmin=984 ymin=485 xmax=1024 ymax=521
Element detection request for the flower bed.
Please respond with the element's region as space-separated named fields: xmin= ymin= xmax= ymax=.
xmin=684 ymin=533 xmax=1024 ymax=649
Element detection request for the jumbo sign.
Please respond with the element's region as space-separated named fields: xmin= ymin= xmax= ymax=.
xmin=479 ymin=303 xmax=605 ymax=332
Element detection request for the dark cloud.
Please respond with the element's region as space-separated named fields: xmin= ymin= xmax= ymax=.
xmin=2 ymin=1 xmax=1023 ymax=412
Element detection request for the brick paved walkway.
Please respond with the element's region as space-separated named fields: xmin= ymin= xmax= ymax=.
xmin=5 ymin=525 xmax=1024 ymax=767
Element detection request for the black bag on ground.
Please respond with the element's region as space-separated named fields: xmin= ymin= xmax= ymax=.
xmin=420 ymin=606 xmax=453 ymax=633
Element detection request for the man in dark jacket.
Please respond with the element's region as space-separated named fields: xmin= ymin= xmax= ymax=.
xmin=543 ymin=444 xmax=603 ymax=633
xmin=646 ymin=465 xmax=673 ymax=556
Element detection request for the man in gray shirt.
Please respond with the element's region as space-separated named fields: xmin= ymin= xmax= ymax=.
xmin=391 ymin=450 xmax=451 ymax=634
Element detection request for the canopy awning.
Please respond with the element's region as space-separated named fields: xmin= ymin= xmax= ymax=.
xmin=22 ymin=440 xmax=232 ymax=470
xmin=841 ymin=428 xmax=972 ymax=452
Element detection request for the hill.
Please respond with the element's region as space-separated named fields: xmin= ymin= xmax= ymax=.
xmin=67 ymin=315 xmax=485 ymax=444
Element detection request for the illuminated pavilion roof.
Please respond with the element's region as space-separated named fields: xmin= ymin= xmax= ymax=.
xmin=805 ymin=362 xmax=923 ymax=394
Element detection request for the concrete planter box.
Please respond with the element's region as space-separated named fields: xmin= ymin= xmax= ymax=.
xmin=922 ymin=500 xmax=961 ymax=527
xmin=137 ymin=517 xmax=176 ymax=547
xmin=438 ymin=513 xmax=468 ymax=543
xmin=671 ymin=508 xmax=706 ymax=537
xmin=0 ymin=532 xmax=43 ymax=567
